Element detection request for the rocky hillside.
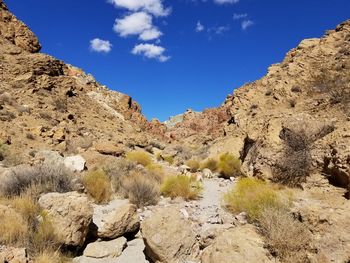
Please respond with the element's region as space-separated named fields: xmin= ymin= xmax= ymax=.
xmin=0 ymin=0 xmax=159 ymax=163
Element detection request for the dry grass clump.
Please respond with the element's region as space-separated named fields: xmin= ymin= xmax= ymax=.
xmin=218 ymin=153 xmax=242 ymax=178
xmin=0 ymin=205 xmax=29 ymax=245
xmin=82 ymin=169 xmax=112 ymax=204
xmin=145 ymin=163 xmax=165 ymax=183
xmin=186 ymin=159 xmax=200 ymax=172
xmin=161 ymin=175 xmax=202 ymax=200
xmin=33 ymin=250 xmax=69 ymax=263
xmin=0 ymin=164 xmax=75 ymax=198
xmin=200 ymin=158 xmax=218 ymax=172
xmin=0 ymin=143 xmax=22 ymax=167
xmin=224 ymin=178 xmax=286 ymax=221
xmin=259 ymin=207 xmax=311 ymax=263
xmin=7 ymin=193 xmax=39 ymax=228
xmin=126 ymin=150 xmax=152 ymax=166
xmin=162 ymin=155 xmax=174 ymax=165
xmin=122 ymin=172 xmax=160 ymax=208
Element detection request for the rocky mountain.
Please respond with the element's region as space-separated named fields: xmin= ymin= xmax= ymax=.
xmin=0 ymin=0 xmax=160 ymax=163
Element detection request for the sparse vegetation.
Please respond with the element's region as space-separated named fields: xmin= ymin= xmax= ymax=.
xmin=161 ymin=175 xmax=202 ymax=200
xmin=126 ymin=150 xmax=152 ymax=166
xmin=0 ymin=205 xmax=28 ymax=245
xmin=82 ymin=169 xmax=112 ymax=204
xmin=146 ymin=163 xmax=165 ymax=183
xmin=122 ymin=172 xmax=160 ymax=208
xmin=200 ymin=158 xmax=218 ymax=172
xmin=218 ymin=153 xmax=242 ymax=178
xmin=259 ymin=207 xmax=310 ymax=263
xmin=162 ymin=155 xmax=174 ymax=165
xmin=186 ymin=159 xmax=200 ymax=172
xmin=0 ymin=164 xmax=75 ymax=198
xmin=224 ymin=178 xmax=286 ymax=221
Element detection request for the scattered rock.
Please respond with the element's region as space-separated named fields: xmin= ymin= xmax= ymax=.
xmin=95 ymin=143 xmax=124 ymax=156
xmin=0 ymin=246 xmax=29 ymax=263
xmin=38 ymin=192 xmax=93 ymax=246
xmin=64 ymin=155 xmax=86 ymax=172
xmin=83 ymin=237 xmax=127 ymax=259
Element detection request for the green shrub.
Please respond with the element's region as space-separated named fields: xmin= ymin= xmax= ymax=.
xmin=82 ymin=169 xmax=112 ymax=204
xmin=200 ymin=158 xmax=218 ymax=172
xmin=122 ymin=172 xmax=159 ymax=208
xmin=161 ymin=175 xmax=202 ymax=200
xmin=224 ymin=178 xmax=286 ymax=221
xmin=218 ymin=153 xmax=242 ymax=178
xmin=126 ymin=151 xmax=152 ymax=166
xmin=186 ymin=159 xmax=200 ymax=172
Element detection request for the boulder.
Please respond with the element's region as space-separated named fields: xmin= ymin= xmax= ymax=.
xmin=202 ymin=168 xmax=213 ymax=178
xmin=93 ymin=199 xmax=140 ymax=239
xmin=38 ymin=192 xmax=93 ymax=246
xmin=141 ymin=206 xmax=200 ymax=263
xmin=64 ymin=155 xmax=86 ymax=172
xmin=201 ymin=225 xmax=273 ymax=263
xmin=95 ymin=143 xmax=124 ymax=156
xmin=34 ymin=150 xmax=64 ymax=166
xmin=114 ymin=239 xmax=149 ymax=263
xmin=83 ymin=237 xmax=127 ymax=259
xmin=0 ymin=246 xmax=28 ymax=263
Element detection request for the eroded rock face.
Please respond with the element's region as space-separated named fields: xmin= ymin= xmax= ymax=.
xmin=141 ymin=206 xmax=200 ymax=263
xmin=201 ymin=225 xmax=274 ymax=263
xmin=0 ymin=0 xmax=41 ymax=52
xmin=38 ymin=192 xmax=93 ymax=246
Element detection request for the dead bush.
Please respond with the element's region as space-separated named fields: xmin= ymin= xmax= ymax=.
xmin=82 ymin=169 xmax=112 ymax=204
xmin=259 ymin=207 xmax=311 ymax=262
xmin=122 ymin=172 xmax=160 ymax=208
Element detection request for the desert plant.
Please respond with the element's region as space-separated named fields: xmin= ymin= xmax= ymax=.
xmin=218 ymin=153 xmax=242 ymax=178
xmin=161 ymin=175 xmax=202 ymax=200
xmin=126 ymin=151 xmax=152 ymax=166
xmin=162 ymin=155 xmax=174 ymax=165
xmin=146 ymin=163 xmax=165 ymax=183
xmin=200 ymin=158 xmax=218 ymax=172
xmin=122 ymin=172 xmax=160 ymax=208
xmin=8 ymin=193 xmax=39 ymax=228
xmin=82 ymin=169 xmax=112 ymax=204
xmin=0 ymin=206 xmax=28 ymax=245
xmin=0 ymin=143 xmax=8 ymax=161
xmin=186 ymin=159 xmax=200 ymax=172
xmin=0 ymin=164 xmax=75 ymax=198
xmin=259 ymin=207 xmax=311 ymax=262
xmin=34 ymin=251 xmax=69 ymax=263
xmin=224 ymin=178 xmax=286 ymax=221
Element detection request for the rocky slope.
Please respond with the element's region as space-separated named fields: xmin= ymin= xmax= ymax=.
xmin=0 ymin=0 xmax=158 ymax=163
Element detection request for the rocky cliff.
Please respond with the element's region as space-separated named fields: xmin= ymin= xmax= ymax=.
xmin=0 ymin=0 xmax=157 ymax=162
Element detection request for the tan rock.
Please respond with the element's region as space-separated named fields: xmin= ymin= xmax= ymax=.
xmin=38 ymin=192 xmax=93 ymax=246
xmin=83 ymin=237 xmax=127 ymax=259
xmin=201 ymin=225 xmax=273 ymax=263
xmin=0 ymin=245 xmax=29 ymax=263
xmin=93 ymin=200 xmax=140 ymax=239
xmin=141 ymin=206 xmax=200 ymax=263
xmin=94 ymin=143 xmax=124 ymax=156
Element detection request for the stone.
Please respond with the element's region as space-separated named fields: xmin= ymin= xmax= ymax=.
xmin=93 ymin=199 xmax=140 ymax=239
xmin=34 ymin=150 xmax=64 ymax=166
xmin=94 ymin=143 xmax=124 ymax=156
xmin=141 ymin=206 xmax=200 ymax=263
xmin=201 ymin=225 xmax=273 ymax=263
xmin=83 ymin=237 xmax=127 ymax=259
xmin=202 ymin=168 xmax=213 ymax=178
xmin=38 ymin=192 xmax=93 ymax=246
xmin=64 ymin=155 xmax=86 ymax=172
xmin=0 ymin=246 xmax=29 ymax=263
xmin=114 ymin=239 xmax=149 ymax=263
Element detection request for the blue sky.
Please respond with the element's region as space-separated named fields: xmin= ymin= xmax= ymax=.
xmin=7 ymin=0 xmax=350 ymax=121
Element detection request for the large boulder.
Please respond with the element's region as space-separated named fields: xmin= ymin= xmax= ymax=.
xmin=201 ymin=225 xmax=273 ymax=263
xmin=64 ymin=155 xmax=86 ymax=172
xmin=0 ymin=245 xmax=29 ymax=263
xmin=38 ymin=192 xmax=93 ymax=246
xmin=93 ymin=199 xmax=140 ymax=239
xmin=141 ymin=206 xmax=200 ymax=263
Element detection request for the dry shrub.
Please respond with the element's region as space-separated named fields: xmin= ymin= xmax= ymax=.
xmin=122 ymin=172 xmax=159 ymax=208
xmin=145 ymin=163 xmax=165 ymax=183
xmin=160 ymin=175 xmax=202 ymax=200
xmin=0 ymin=206 xmax=28 ymax=245
xmin=0 ymin=164 xmax=75 ymax=198
xmin=33 ymin=250 xmax=69 ymax=263
xmin=200 ymin=158 xmax=218 ymax=172
xmin=259 ymin=207 xmax=311 ymax=262
xmin=0 ymin=143 xmax=23 ymax=167
xmin=126 ymin=151 xmax=152 ymax=166
xmin=186 ymin=159 xmax=200 ymax=172
xmin=7 ymin=193 xmax=39 ymax=228
xmin=162 ymin=155 xmax=174 ymax=165
xmin=218 ymin=153 xmax=242 ymax=178
xmin=82 ymin=169 xmax=112 ymax=204
xmin=224 ymin=178 xmax=287 ymax=221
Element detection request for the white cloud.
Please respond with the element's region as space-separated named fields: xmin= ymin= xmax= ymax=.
xmin=196 ymin=21 xmax=204 ymax=32
xmin=241 ymin=19 xmax=254 ymax=30
xmin=90 ymin=38 xmax=112 ymax=53
xmin=139 ymin=28 xmax=163 ymax=40
xmin=233 ymin=13 xmax=247 ymax=20
xmin=114 ymin=12 xmax=152 ymax=37
xmin=108 ymin=0 xmax=170 ymax=17
xmin=208 ymin=25 xmax=230 ymax=35
xmin=131 ymin=43 xmax=170 ymax=62
xmin=214 ymin=0 xmax=239 ymax=4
